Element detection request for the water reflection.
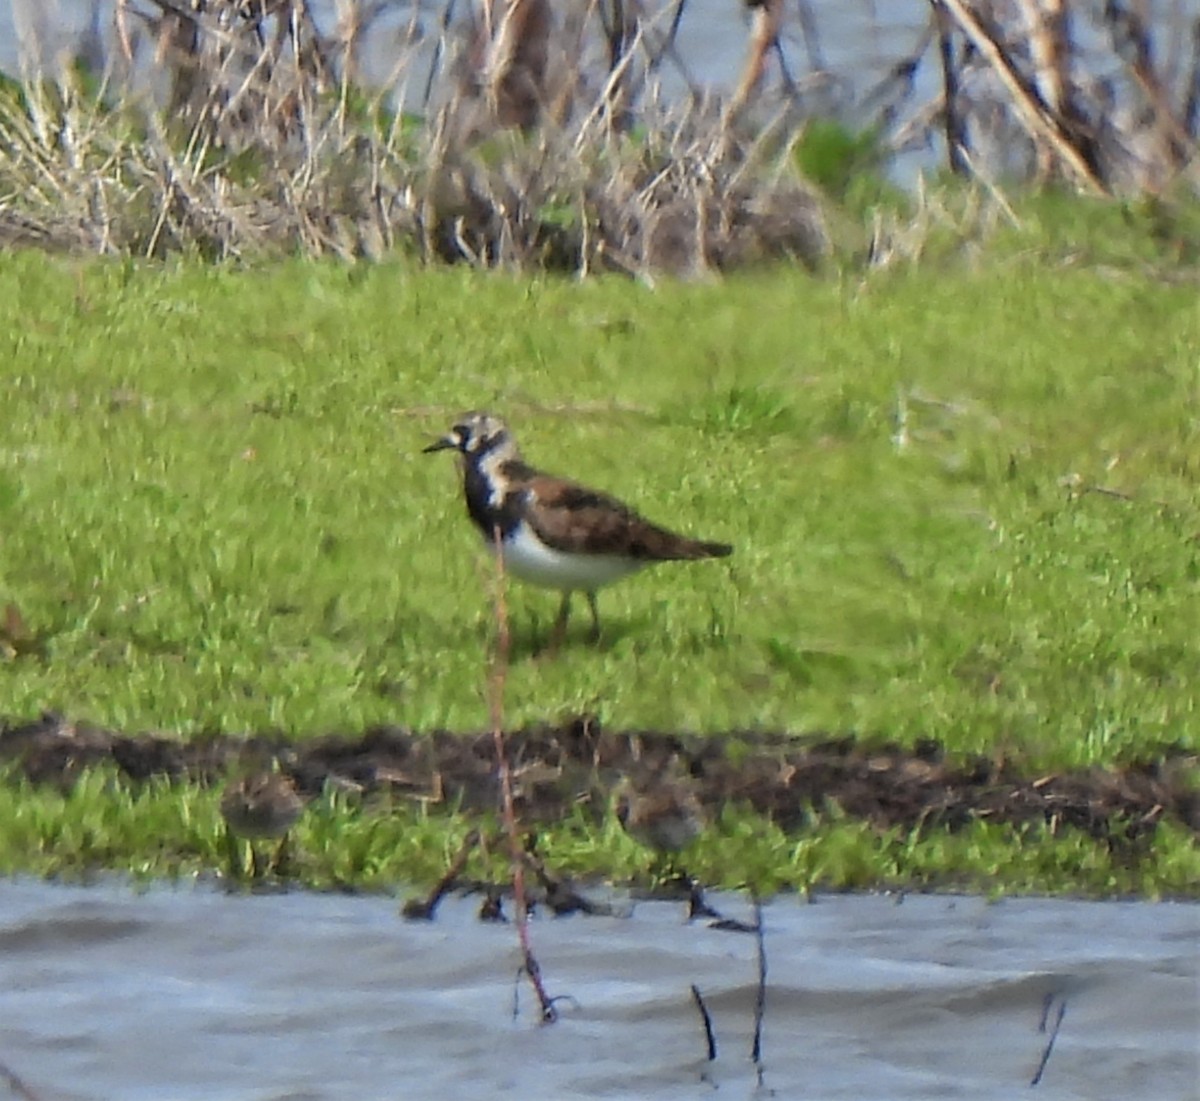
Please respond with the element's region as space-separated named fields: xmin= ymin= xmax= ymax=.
xmin=0 ymin=880 xmax=1195 ymax=1100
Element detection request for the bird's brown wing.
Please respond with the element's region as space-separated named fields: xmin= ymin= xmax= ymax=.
xmin=522 ymin=474 xmax=732 ymax=561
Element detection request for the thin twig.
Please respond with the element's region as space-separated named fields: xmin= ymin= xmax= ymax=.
xmin=794 ymin=0 xmax=826 ymax=73
xmin=1036 ymin=990 xmax=1056 ymax=1031
xmin=771 ymin=35 xmax=799 ymax=97
xmin=489 ymin=523 xmax=557 ymax=1024
xmin=935 ymin=0 xmax=1107 ymax=194
xmin=0 ymin=1060 xmax=43 ymax=1101
xmin=1103 ymin=1 xmax=1194 ymax=161
xmin=1030 ymin=995 xmax=1067 ymax=1085
xmin=647 ymin=0 xmax=688 ymax=74
xmin=572 ymin=22 xmax=645 ymax=149
xmin=422 ymin=0 xmax=459 ymax=110
xmin=690 ymin=984 xmax=718 ymax=1061
xmin=731 ymin=0 xmax=784 ymax=113
xmin=1018 ymin=0 xmax=1074 ymax=181
xmin=861 ymin=17 xmax=934 ymax=121
xmin=750 ymin=896 xmax=767 ymax=1084
xmin=1185 ymin=18 xmax=1200 ymax=138
xmin=401 ymin=828 xmax=480 ymax=920
xmin=522 ymin=837 xmax=615 ymax=916
xmin=933 ymin=1 xmax=968 ymax=175
xmin=955 ymin=146 xmax=1022 ymax=226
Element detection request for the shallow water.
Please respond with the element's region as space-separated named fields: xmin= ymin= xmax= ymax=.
xmin=0 ymin=1 xmax=931 ymax=164
xmin=0 ymin=880 xmax=1196 ymax=1101
xmin=1 ymin=1 xmax=922 ymax=93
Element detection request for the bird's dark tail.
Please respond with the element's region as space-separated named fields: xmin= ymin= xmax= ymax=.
xmin=628 ymin=521 xmax=734 ymax=562
xmin=667 ymin=536 xmax=733 ymax=560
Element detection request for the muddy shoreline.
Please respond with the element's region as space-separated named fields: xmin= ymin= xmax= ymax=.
xmin=2 ymin=712 xmax=1196 ymax=852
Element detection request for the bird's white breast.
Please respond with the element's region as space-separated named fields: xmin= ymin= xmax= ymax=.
xmin=496 ymin=523 xmax=645 ymax=591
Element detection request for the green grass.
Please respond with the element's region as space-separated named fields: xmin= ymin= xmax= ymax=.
xmin=3 ymin=767 xmax=1196 ymax=898
xmin=0 ymin=230 xmax=1196 ymax=895
xmin=1 ymin=249 xmax=1195 ymax=764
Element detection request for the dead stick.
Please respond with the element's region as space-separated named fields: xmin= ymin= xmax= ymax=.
xmin=401 ymin=828 xmax=480 ymax=920
xmin=115 ymin=0 xmax=135 ymax=63
xmin=731 ymin=0 xmax=783 ymax=112
xmin=690 ymin=984 xmax=718 ymax=1060
xmin=1185 ymin=19 xmax=1200 ymax=138
xmin=935 ymin=0 xmax=1107 ymax=194
xmin=1036 ymin=990 xmax=1056 ymax=1031
xmin=0 ymin=1061 xmax=42 ymax=1101
xmin=599 ymin=0 xmax=638 ymax=127
xmin=862 ymin=18 xmax=933 ymax=114
xmin=1013 ymin=0 xmax=1069 ymax=181
xmin=642 ymin=0 xmax=702 ymax=95
xmin=771 ymin=36 xmax=798 ymax=97
xmin=1104 ymin=1 xmax=1194 ymax=157
xmin=422 ymin=0 xmax=459 ymax=109
xmin=647 ymin=0 xmax=688 ymax=73
xmin=1030 ymin=996 xmax=1067 ymax=1085
xmin=934 ymin=0 xmax=968 ymax=174
xmin=794 ymin=0 xmax=825 ymax=72
xmin=750 ymin=896 xmax=767 ymax=1081
xmin=490 ymin=524 xmax=557 ymax=1023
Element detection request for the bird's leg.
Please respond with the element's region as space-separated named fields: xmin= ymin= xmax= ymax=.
xmin=249 ymin=842 xmax=267 ymax=881
xmin=651 ymin=853 xmax=692 ymax=894
xmin=270 ymin=833 xmax=292 ymax=879
xmin=223 ymin=825 xmax=248 ymax=882
xmin=585 ymin=591 xmax=601 ymax=643
xmin=548 ymin=591 xmax=572 ymax=651
xmin=685 ymin=877 xmax=724 ymax=922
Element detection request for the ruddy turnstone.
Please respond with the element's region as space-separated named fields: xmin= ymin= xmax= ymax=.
xmin=423 ymin=412 xmax=732 ymax=645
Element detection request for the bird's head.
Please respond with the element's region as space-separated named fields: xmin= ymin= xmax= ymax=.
xmin=422 ymin=412 xmax=517 ymax=461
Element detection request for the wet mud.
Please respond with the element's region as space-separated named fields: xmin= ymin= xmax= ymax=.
xmin=2 ymin=712 xmax=1196 ymax=850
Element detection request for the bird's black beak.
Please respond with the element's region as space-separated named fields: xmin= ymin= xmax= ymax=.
xmin=422 ymin=434 xmax=457 ymax=454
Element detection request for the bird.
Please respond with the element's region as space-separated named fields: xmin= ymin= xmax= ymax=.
xmin=423 ymin=412 xmax=733 ymax=646
xmin=220 ymin=770 xmax=306 ymax=880
xmin=614 ymin=759 xmax=712 ymax=910
xmin=614 ymin=759 xmax=739 ymax=923
xmin=614 ymin=763 xmax=705 ymax=858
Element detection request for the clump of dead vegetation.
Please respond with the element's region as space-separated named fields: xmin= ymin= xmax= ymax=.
xmin=0 ymin=1 xmax=1196 ymax=272
xmin=0 ymin=0 xmax=829 ymax=273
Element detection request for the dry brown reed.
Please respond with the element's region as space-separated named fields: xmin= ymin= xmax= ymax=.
xmin=0 ymin=1 xmax=1195 ymax=271
xmin=486 ymin=523 xmax=557 ymax=1024
xmin=903 ymin=0 xmax=1197 ymax=194
xmin=0 ymin=0 xmax=829 ymax=273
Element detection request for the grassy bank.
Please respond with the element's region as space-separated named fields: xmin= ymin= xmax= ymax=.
xmin=0 ymin=236 xmax=1197 ymax=894
xmin=2 ymin=765 xmax=1196 ymax=898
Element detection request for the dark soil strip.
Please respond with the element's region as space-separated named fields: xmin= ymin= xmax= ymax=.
xmin=1 ymin=713 xmax=1196 ymax=849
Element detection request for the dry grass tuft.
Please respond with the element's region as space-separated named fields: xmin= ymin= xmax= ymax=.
xmin=4 ymin=0 xmax=1195 ymax=270
xmin=0 ymin=1 xmax=829 ymax=274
